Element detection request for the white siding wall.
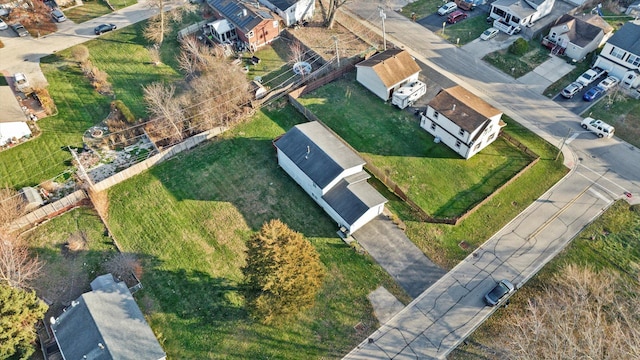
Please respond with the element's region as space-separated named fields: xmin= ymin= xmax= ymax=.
xmin=321 ymin=166 xmax=364 ymax=195
xmin=295 ymin=0 xmax=315 ymax=24
xmin=277 ymin=150 xmax=323 ymax=200
xmin=349 ymin=204 xmax=385 ymax=234
xmin=420 ymin=108 xmax=502 ymax=159
xmin=356 ymin=67 xmax=390 ymax=100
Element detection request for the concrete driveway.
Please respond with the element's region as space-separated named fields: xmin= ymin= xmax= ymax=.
xmin=354 ymin=214 xmax=446 ymax=299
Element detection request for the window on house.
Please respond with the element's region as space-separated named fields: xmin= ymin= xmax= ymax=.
xmin=610 ymin=47 xmax=626 ymax=60
xmin=430 ymin=122 xmax=436 ymax=130
xmin=455 ymin=140 xmax=461 ymax=148
xmin=458 ymin=129 xmax=465 ymax=136
xmin=492 ymin=8 xmax=506 ymax=17
xmin=247 ymin=31 xmax=254 ymax=38
xmin=512 ymin=16 xmax=520 ymax=23
xmin=627 ymin=54 xmax=640 ymax=67
xmin=488 ymin=134 xmax=495 ymax=141
xmin=273 ymin=20 xmax=279 ymax=28
xmin=433 ymin=111 xmax=439 ymax=119
xmin=474 ymin=143 xmax=481 ymax=150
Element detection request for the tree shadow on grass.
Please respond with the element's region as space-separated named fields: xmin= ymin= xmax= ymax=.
xmin=150 ymin=136 xmax=340 ymax=238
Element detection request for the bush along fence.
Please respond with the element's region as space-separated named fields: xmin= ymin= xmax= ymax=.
xmin=288 ymin=68 xmax=541 ymax=225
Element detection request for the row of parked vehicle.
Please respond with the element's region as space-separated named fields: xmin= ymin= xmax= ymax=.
xmin=561 ymin=67 xmax=619 ymax=102
xmin=437 ymin=1 xmax=473 ymax=24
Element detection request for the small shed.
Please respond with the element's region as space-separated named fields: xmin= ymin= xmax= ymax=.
xmin=355 ymin=49 xmax=421 ymax=101
xmin=20 ymin=187 xmax=43 ymax=211
xmin=0 ymin=121 xmax=32 ymax=146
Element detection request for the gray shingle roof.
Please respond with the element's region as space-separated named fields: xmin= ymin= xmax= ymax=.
xmin=207 ymin=0 xmax=273 ymax=33
xmin=274 ymin=121 xmax=365 ymax=189
xmin=262 ymin=0 xmax=297 ymax=11
xmin=52 ymin=274 xmax=166 ymax=360
xmin=492 ymin=0 xmax=536 ymax=18
xmin=607 ymin=21 xmax=640 ymax=55
xmin=553 ymin=14 xmax=607 ymax=47
xmin=323 ymin=173 xmax=387 ymax=225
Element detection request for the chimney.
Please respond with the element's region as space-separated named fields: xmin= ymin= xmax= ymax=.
xmin=452 ymin=104 xmax=456 ymax=111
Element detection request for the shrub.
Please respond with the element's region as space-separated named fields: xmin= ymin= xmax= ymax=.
xmin=71 ymin=45 xmax=90 ymax=63
xmin=509 ymin=38 xmax=529 ymax=56
xmin=111 ymin=100 xmax=136 ymax=124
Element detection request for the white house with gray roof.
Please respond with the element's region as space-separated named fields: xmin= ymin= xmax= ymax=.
xmin=488 ymin=0 xmax=555 ymax=34
xmin=594 ymin=21 xmax=640 ymax=89
xmin=258 ymin=0 xmax=314 ymax=27
xmin=274 ymin=121 xmax=387 ymax=236
xmin=51 ymin=274 xmax=166 ymax=360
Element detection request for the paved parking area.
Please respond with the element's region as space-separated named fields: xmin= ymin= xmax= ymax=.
xmin=353 ymin=214 xmax=446 ymax=299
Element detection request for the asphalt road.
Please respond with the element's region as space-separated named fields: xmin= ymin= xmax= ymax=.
xmin=551 ymin=73 xmax=609 ymax=115
xmin=343 ymin=2 xmax=640 ymax=359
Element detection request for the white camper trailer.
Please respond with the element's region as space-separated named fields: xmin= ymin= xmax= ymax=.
xmin=392 ymin=81 xmax=426 ymax=109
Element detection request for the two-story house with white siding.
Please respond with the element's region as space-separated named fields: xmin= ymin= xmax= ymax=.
xmin=355 ymin=49 xmax=421 ymax=101
xmin=274 ymin=121 xmax=387 ymax=236
xmin=420 ymin=86 xmax=506 ymax=160
xmin=593 ymin=21 xmax=640 ymax=89
xmin=258 ymin=0 xmax=314 ymax=27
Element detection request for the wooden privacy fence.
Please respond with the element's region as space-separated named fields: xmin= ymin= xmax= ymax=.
xmin=91 ymin=126 xmax=227 ymax=192
xmin=9 ymin=190 xmax=88 ymax=231
xmin=288 ymin=66 xmax=542 ymax=225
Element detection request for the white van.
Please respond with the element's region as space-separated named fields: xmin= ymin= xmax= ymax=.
xmin=581 ymin=117 xmax=614 ymax=138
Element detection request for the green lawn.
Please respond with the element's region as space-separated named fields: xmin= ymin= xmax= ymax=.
xmin=587 ymin=92 xmax=640 ymax=148
xmin=451 ymin=201 xmax=640 ymax=358
xmin=27 ymin=208 xmax=116 ymax=316
xmin=483 ymin=40 xmax=550 ymax=78
xmin=297 ymin=75 xmax=533 ymax=219
xmin=440 ymin=15 xmax=489 ymax=45
xmin=106 ymin=104 xmax=410 ymax=359
xmin=0 ymin=18 xmax=187 ymax=189
xmin=64 ymin=0 xmax=137 ymax=23
xmin=246 ymin=38 xmax=291 ymax=86
xmin=398 ymin=0 xmax=449 ymax=20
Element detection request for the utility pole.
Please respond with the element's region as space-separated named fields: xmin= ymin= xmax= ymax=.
xmin=333 ymin=36 xmax=340 ymax=66
xmin=379 ymin=7 xmax=387 ymax=51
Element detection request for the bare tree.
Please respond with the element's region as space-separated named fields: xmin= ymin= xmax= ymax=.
xmin=186 ymin=61 xmax=252 ymax=132
xmin=143 ymin=82 xmax=185 ymax=144
xmin=0 ymin=236 xmax=44 ymax=289
xmin=322 ymin=0 xmax=350 ymax=29
xmin=177 ymin=36 xmax=216 ymax=78
xmin=105 ymin=253 xmax=143 ymax=281
xmin=288 ymin=39 xmax=305 ymax=64
xmin=0 ymin=188 xmax=26 ymax=235
xmin=144 ymin=0 xmax=197 ymax=46
xmin=503 ymin=264 xmax=640 ymax=360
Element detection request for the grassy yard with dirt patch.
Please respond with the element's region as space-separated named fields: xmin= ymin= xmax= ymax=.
xmin=398 ymin=0 xmax=447 ymax=20
xmin=483 ymin=40 xmax=550 ymax=78
xmin=587 ymin=92 xmax=640 ymax=148
xmin=105 ymin=104 xmax=411 ymax=359
xmin=26 ymin=208 xmax=117 ymax=318
xmin=450 ymin=200 xmax=640 ymax=358
xmin=297 ymin=74 xmax=534 ymax=219
xmin=440 ymin=15 xmax=489 ymax=45
xmin=64 ymin=0 xmax=136 ymax=23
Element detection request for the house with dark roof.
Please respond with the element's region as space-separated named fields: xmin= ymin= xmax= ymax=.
xmin=258 ymin=0 xmax=314 ymax=27
xmin=419 ymin=86 xmax=506 ymax=159
xmin=488 ymin=0 xmax=555 ymax=35
xmin=51 ymin=274 xmax=166 ymax=360
xmin=274 ymin=121 xmax=387 ymax=236
xmin=207 ymin=0 xmax=282 ymax=51
xmin=594 ymin=21 xmax=640 ymax=89
xmin=543 ymin=14 xmax=613 ymax=60
xmin=355 ymin=49 xmax=421 ymax=101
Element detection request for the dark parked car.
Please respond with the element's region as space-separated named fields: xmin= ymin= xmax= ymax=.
xmin=11 ymin=23 xmax=29 ymax=37
xmin=583 ymin=87 xmax=604 ymax=102
xmin=484 ymin=279 xmax=515 ymax=306
xmin=94 ymin=23 xmax=117 ymax=35
xmin=447 ymin=10 xmax=468 ymax=24
xmin=561 ymin=81 xmax=583 ymax=99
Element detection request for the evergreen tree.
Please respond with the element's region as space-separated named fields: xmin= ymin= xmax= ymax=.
xmin=242 ymin=219 xmax=325 ymax=324
xmin=0 ymin=284 xmax=48 ymax=359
